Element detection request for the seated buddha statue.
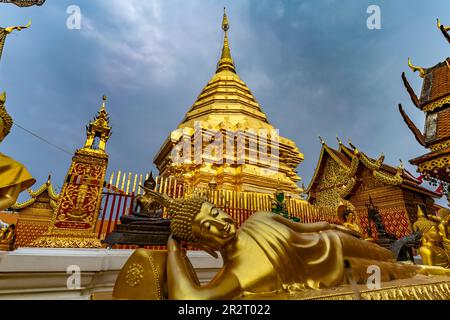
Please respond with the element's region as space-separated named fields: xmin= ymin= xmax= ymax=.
xmin=342 ymin=209 xmax=362 ymax=236
xmin=418 ymin=225 xmax=450 ymax=268
xmin=0 ymin=92 xmax=35 ymax=212
xmin=413 ymin=206 xmax=449 ymax=268
xmin=103 ymin=173 xmax=169 ymax=247
xmin=132 ymin=172 xmax=162 ymax=219
xmin=133 ymin=191 xmax=442 ymax=300
xmin=436 ymin=208 xmax=450 ymax=259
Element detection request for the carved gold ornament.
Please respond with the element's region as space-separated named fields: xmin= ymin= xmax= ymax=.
xmin=126 ymin=263 xmax=145 ymax=287
xmin=423 ymin=95 xmax=450 ymax=112
xmin=418 ymin=155 xmax=450 ymax=172
xmin=408 ymin=58 xmax=426 ymax=78
xmin=430 ymin=140 xmax=450 ymax=151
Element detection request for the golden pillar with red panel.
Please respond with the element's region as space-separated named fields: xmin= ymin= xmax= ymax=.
xmin=33 ymin=96 xmax=111 ymax=248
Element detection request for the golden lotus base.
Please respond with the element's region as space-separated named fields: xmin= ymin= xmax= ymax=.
xmin=31 ymin=233 xmax=103 ymax=248
xmin=242 ymin=275 xmax=450 ymax=300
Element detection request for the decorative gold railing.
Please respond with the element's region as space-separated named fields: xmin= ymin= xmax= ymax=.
xmin=96 ymin=171 xmax=339 ymax=242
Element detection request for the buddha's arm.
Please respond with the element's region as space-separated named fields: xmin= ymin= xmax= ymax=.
xmin=271 ymin=213 xmax=355 ymax=235
xmin=167 ymin=236 xmax=242 ymax=300
xmin=0 ymin=184 xmax=20 ymax=211
xmin=419 ymin=247 xmax=434 ymax=266
xmin=438 ymin=223 xmax=449 ymax=240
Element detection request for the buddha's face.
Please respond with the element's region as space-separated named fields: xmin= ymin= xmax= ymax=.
xmin=192 ymin=202 xmax=237 ymax=250
xmin=346 ymin=212 xmax=355 ymax=223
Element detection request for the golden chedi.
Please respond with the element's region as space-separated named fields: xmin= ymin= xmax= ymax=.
xmin=0 ymin=92 xmax=35 ymax=212
xmin=153 ymin=9 xmax=304 ymax=197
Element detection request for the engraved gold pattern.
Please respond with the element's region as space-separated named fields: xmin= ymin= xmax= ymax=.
xmin=125 ymin=263 xmax=145 ymax=287
xmin=309 ymin=281 xmax=450 ymax=300
xmin=417 ymin=155 xmax=450 ymax=172
xmin=423 ymin=95 xmax=450 ymax=112
xmin=429 ymin=139 xmax=450 ymax=151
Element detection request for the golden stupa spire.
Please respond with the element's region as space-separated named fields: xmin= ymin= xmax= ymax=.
xmin=216 ymin=7 xmax=236 ymax=74
xmin=83 ymin=95 xmax=111 ymax=152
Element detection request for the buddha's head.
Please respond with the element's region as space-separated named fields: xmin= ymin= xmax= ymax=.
xmin=169 ymin=197 xmax=237 ymax=250
xmin=0 ymin=92 xmax=12 ymax=142
xmin=343 ymin=210 xmax=355 ymax=224
xmin=143 ymin=172 xmax=156 ymax=191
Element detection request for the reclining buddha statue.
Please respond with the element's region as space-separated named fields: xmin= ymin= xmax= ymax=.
xmin=113 ymin=190 xmax=450 ymax=300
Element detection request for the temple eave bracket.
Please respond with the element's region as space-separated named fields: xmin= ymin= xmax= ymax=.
xmin=398 ymin=104 xmax=426 ymax=147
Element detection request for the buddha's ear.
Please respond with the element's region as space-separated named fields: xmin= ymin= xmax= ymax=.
xmin=196 ymin=242 xmax=219 ymax=259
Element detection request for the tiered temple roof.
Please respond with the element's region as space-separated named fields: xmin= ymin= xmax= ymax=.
xmin=307 ymin=139 xmax=439 ymax=208
xmin=399 ymin=19 xmax=450 ymax=186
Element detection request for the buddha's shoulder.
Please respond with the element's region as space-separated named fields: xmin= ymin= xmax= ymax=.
xmin=0 ymin=153 xmax=25 ymax=168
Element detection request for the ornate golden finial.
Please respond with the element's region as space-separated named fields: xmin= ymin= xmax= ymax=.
xmin=437 ymin=18 xmax=450 ymax=32
xmin=101 ymin=95 xmax=107 ymax=110
xmin=4 ymin=20 xmax=32 ymax=34
xmin=83 ymin=95 xmax=111 ymax=151
xmin=45 ymin=173 xmax=53 ymax=186
xmin=446 ymin=59 xmax=450 ymax=70
xmin=336 ymin=135 xmax=342 ymax=145
xmin=408 ymin=58 xmax=426 ymax=78
xmin=348 ymin=139 xmax=357 ymax=150
xmin=222 ymin=7 xmax=229 ymax=32
xmin=0 ymin=92 xmax=13 ymax=139
xmin=216 ymin=7 xmax=236 ymax=73
xmin=395 ymin=159 xmax=404 ymax=177
xmin=376 ymin=152 xmax=385 ymax=165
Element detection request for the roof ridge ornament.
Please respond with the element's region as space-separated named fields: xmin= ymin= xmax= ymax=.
xmin=4 ymin=20 xmax=31 ymax=34
xmin=437 ymin=18 xmax=450 ymax=32
xmin=408 ymin=58 xmax=426 ymax=78
xmin=318 ymin=135 xmax=325 ymax=145
xmin=437 ymin=18 xmax=450 ymax=43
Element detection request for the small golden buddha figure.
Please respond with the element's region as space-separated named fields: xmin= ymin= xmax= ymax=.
xmin=136 ymin=191 xmax=425 ymax=300
xmin=413 ymin=206 xmax=449 ymax=268
xmin=418 ymin=225 xmax=449 ymax=268
xmin=342 ymin=210 xmax=361 ymax=236
xmin=0 ymin=224 xmax=16 ymax=250
xmin=0 ymin=92 xmax=35 ymax=212
xmin=437 ymin=208 xmax=450 ymax=258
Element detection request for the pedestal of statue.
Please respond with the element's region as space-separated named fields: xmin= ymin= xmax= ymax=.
xmin=103 ymin=213 xmax=171 ymax=247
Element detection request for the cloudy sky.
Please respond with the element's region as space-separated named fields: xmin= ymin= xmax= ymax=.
xmin=1 ymin=0 xmax=449 ymax=203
